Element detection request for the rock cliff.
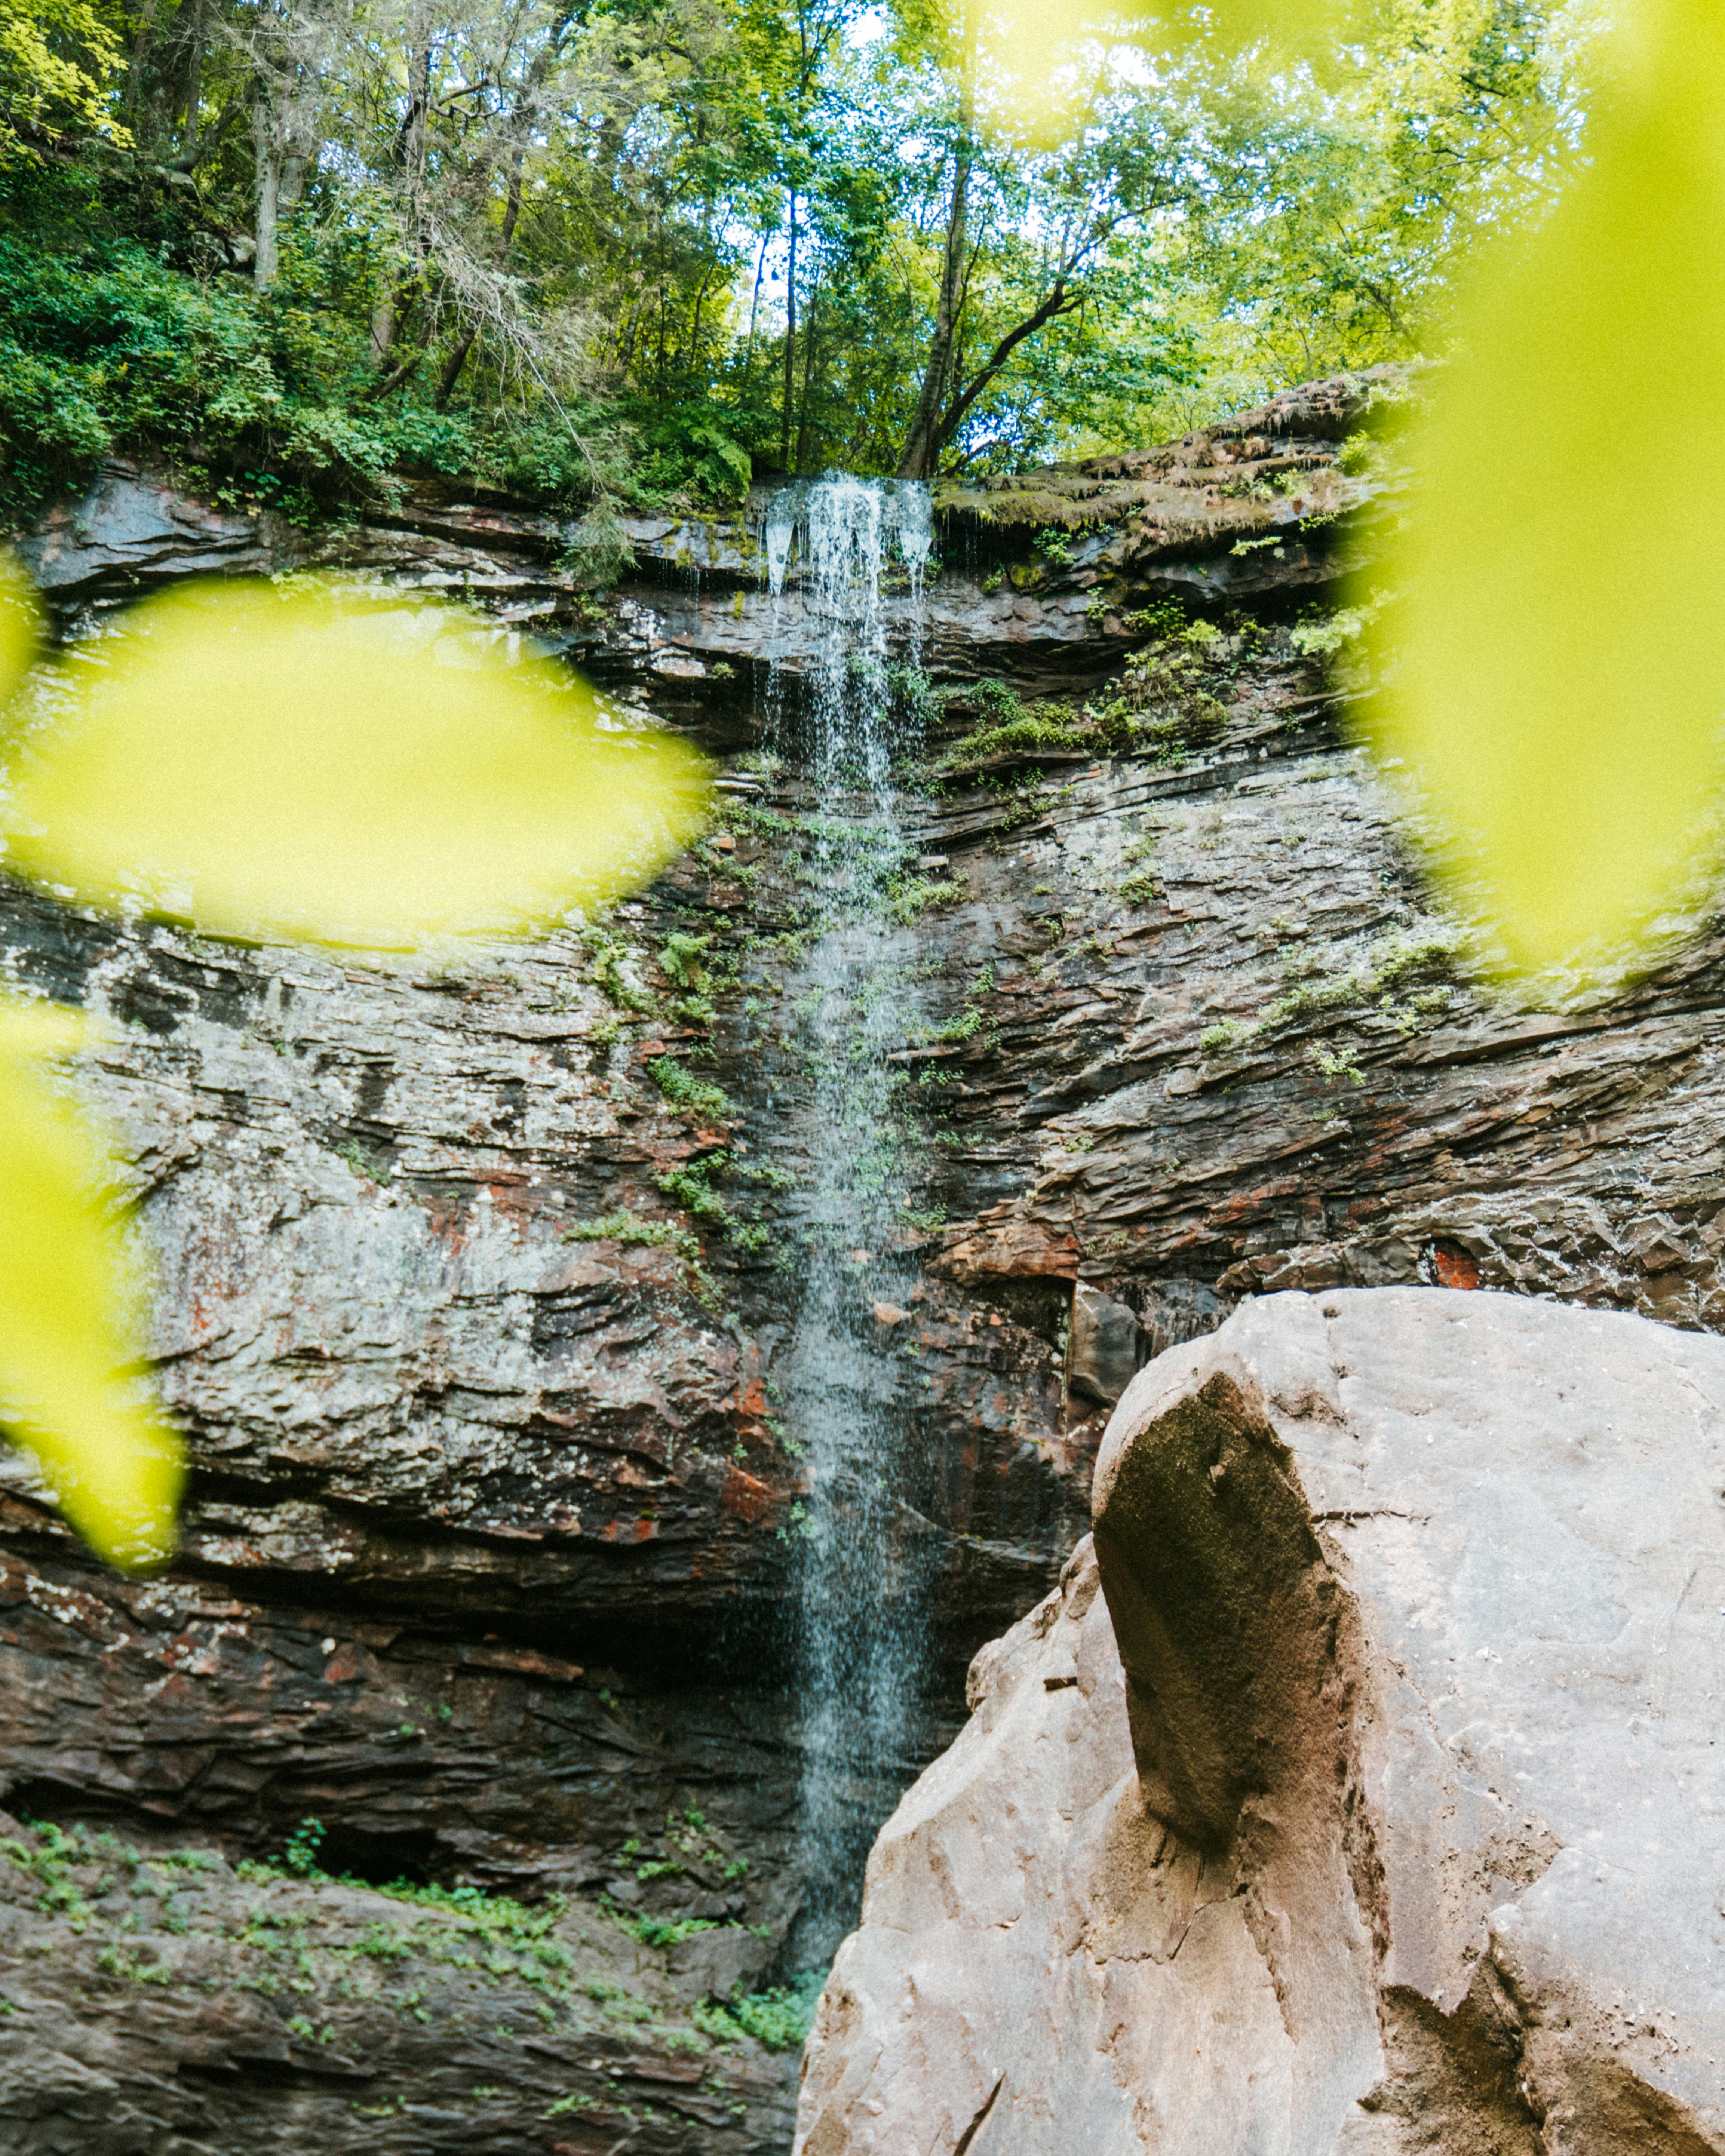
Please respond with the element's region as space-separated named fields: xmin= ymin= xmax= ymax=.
xmin=796 ymin=1289 xmax=1725 ymax=2154
xmin=2 ymin=369 xmax=1724 ymax=2148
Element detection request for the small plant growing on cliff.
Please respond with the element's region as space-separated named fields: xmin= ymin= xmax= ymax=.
xmin=564 ymin=1211 xmax=701 ymax=1262
xmin=695 ymin=1972 xmax=823 ymax=2052
xmin=658 ymin=930 xmax=712 ymax=991
xmin=585 ymin=927 xmax=655 ymax=1012
xmin=283 ymin=1819 xmax=326 ymax=1878
xmin=646 ymin=1057 xmax=730 ymax=1122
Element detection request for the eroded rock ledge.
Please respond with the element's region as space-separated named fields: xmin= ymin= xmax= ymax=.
xmin=797 ymin=1289 xmax=1725 ymax=2154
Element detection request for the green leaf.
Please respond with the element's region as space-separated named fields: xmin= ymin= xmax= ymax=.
xmin=1 ymin=578 xmax=713 ymax=949
xmin=0 ymin=572 xmax=710 ymax=1570
xmin=0 ymin=998 xmax=182 ymax=1571
xmin=1366 ymin=0 xmax=1725 ymax=975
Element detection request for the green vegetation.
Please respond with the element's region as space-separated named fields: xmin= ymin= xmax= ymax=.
xmin=0 ymin=0 xmax=1583 ymax=523
xmin=584 ymin=928 xmax=653 ymax=1014
xmin=933 ymin=698 xmax=1089 ymax=776
xmin=883 ymin=873 xmax=963 ymax=925
xmin=659 ymin=931 xmax=713 ymax=991
xmin=654 ymin=1159 xmax=732 ymax=1223
xmin=2 ymin=1812 xmax=807 ymax=2087
xmin=646 ymin=1057 xmax=731 ymax=1123
xmin=564 ymin=1210 xmax=702 ymax=1263
xmin=929 ymin=626 xmax=1233 ymax=783
xmin=1197 ymin=931 xmax=1463 ymax=1064
xmin=912 ymin=964 xmax=996 ymax=1054
xmin=695 ymin=1970 xmax=825 ymax=2051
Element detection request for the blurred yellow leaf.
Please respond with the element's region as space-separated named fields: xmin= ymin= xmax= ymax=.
xmin=0 ymin=997 xmax=182 ymax=1570
xmin=0 ymin=549 xmax=41 ymax=713
xmin=1366 ymin=0 xmax=1725 ymax=975
xmin=1 ymin=579 xmax=713 ymax=949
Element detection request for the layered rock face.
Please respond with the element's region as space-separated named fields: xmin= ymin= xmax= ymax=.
xmin=4 ymin=370 xmax=1725 ymax=2148
xmin=796 ymin=1289 xmax=1725 ymax=2154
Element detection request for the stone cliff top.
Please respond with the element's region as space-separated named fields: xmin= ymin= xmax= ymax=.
xmin=930 ymin=363 xmax=1411 ymax=550
xmin=18 ymin=366 xmax=1408 ymax=626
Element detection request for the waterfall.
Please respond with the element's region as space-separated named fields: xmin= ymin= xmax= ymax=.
xmin=759 ymin=476 xmax=938 ymax=1964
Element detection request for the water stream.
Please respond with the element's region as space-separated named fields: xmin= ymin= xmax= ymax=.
xmin=759 ymin=477 xmax=942 ymax=1961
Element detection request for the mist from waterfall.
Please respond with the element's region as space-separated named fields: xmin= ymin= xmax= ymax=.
xmin=760 ymin=476 xmax=939 ymax=1962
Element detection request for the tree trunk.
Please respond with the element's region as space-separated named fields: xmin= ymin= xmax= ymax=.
xmin=436 ymin=159 xmax=526 ymax=409
xmin=898 ymin=28 xmax=975 ymax=480
xmin=371 ymin=291 xmax=398 ymax=365
xmin=251 ymin=3 xmax=315 ymax=292
xmin=254 ymin=105 xmax=283 ymax=286
xmin=179 ymin=10 xmax=205 ymax=165
xmin=779 ymin=195 xmax=798 ymax=471
xmin=741 ymin=237 xmax=767 ymax=382
xmin=434 ymin=328 xmax=477 ymax=408
xmin=795 ymin=282 xmax=820 ymax=472
xmin=689 ymin=260 xmax=715 ymax=377
xmin=122 ymin=0 xmax=163 ymax=142
xmin=374 ymin=24 xmax=430 ymax=366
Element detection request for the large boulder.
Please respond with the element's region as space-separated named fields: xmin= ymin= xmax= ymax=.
xmin=795 ymin=1289 xmax=1725 ymax=2153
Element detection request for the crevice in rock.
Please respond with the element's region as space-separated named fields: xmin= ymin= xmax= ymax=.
xmin=953 ymin=2074 xmax=1004 ymax=2153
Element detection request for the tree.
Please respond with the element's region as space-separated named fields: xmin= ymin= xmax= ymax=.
xmin=0 ymin=0 xmax=127 ymax=153
xmin=241 ymin=0 xmax=353 ymax=285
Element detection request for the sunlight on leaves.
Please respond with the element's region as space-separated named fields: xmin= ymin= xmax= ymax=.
xmin=1365 ymin=0 xmax=1725 ymax=976
xmin=0 ymin=998 xmax=182 ymax=1570
xmin=2 ymin=578 xmax=713 ymax=949
xmin=978 ymin=0 xmax=1359 ymax=136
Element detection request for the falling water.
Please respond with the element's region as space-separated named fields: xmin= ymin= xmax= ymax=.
xmin=760 ymin=476 xmax=939 ymax=1960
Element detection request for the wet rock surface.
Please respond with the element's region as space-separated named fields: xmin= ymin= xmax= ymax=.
xmin=4 ymin=368 xmax=1725 ymax=2146
xmin=797 ymin=1290 xmax=1725 ymax=2154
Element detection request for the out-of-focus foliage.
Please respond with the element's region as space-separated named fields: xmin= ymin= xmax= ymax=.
xmin=0 ymin=996 xmax=182 ymax=1572
xmin=0 ymin=542 xmax=35 ymax=692
xmin=0 ymin=565 xmax=709 ymax=1569
xmin=1366 ymin=0 xmax=1725 ymax=976
xmin=7 ymin=579 xmax=710 ymax=942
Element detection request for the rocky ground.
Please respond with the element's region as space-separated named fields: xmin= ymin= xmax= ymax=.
xmin=4 ymin=369 xmax=1724 ymax=2147
xmin=0 ymin=1810 xmax=799 ymax=2153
